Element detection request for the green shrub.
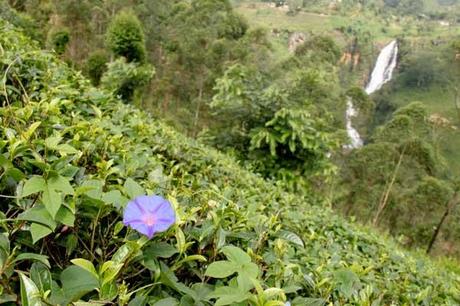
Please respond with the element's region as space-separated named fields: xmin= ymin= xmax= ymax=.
xmin=101 ymin=57 xmax=154 ymax=102
xmin=47 ymin=27 xmax=70 ymax=55
xmin=85 ymin=50 xmax=109 ymax=86
xmin=106 ymin=10 xmax=146 ymax=63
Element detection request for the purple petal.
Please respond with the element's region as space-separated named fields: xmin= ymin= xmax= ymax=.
xmin=128 ymin=222 xmax=154 ymax=238
xmin=123 ymin=195 xmax=176 ymax=239
xmin=123 ymin=200 xmax=144 ymax=225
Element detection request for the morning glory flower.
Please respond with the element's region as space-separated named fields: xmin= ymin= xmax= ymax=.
xmin=123 ymin=195 xmax=175 ymax=238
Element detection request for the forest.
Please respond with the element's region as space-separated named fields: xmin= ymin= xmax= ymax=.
xmin=0 ymin=0 xmax=459 ymax=305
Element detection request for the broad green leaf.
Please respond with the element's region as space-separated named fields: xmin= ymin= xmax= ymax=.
xmin=334 ymin=269 xmax=361 ymax=299
xmin=22 ymin=174 xmax=75 ymax=219
xmin=30 ymin=263 xmax=52 ymax=294
xmin=19 ymin=272 xmax=43 ymax=306
xmin=237 ymin=274 xmax=254 ymax=292
xmin=0 ymin=233 xmax=9 ymax=269
xmin=222 ymin=245 xmax=251 ymax=264
xmin=61 ymin=265 xmax=99 ymax=302
xmin=44 ymin=136 xmax=62 ymax=149
xmin=123 ymin=178 xmax=144 ymax=199
xmin=240 ymin=262 xmax=259 ymax=279
xmin=5 ymin=167 xmax=25 ymax=182
xmin=17 ymin=205 xmax=57 ymax=229
xmin=99 ymin=261 xmax=123 ymax=286
xmin=56 ymin=144 xmax=78 ymax=155
xmin=30 ymin=223 xmax=53 ymax=243
xmin=13 ymin=253 xmax=50 ymax=268
xmin=291 ymin=297 xmax=326 ymax=306
xmin=207 ymin=286 xmax=251 ymax=306
xmin=111 ymin=242 xmax=138 ymax=265
xmin=22 ymin=122 xmax=41 ymax=141
xmin=47 ymin=175 xmax=74 ymax=195
xmin=159 ymin=262 xmax=197 ymax=299
xmin=71 ymin=259 xmax=98 ymax=279
xmin=102 ymin=189 xmax=125 ymax=206
xmin=22 ymin=176 xmax=46 ymax=197
xmin=0 ymin=294 xmax=16 ymax=303
xmin=42 ymin=186 xmax=61 ymax=218
xmin=277 ymin=230 xmax=304 ymax=248
xmin=153 ymin=297 xmax=179 ymax=306
xmin=205 ymin=261 xmax=238 ymax=278
xmin=55 ymin=206 xmax=75 ymax=226
xmin=144 ymin=242 xmax=178 ymax=259
xmin=0 ymin=232 xmax=10 ymax=254
xmin=81 ymin=179 xmax=104 ymax=200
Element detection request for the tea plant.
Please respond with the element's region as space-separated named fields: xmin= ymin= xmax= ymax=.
xmin=0 ymin=19 xmax=459 ymax=306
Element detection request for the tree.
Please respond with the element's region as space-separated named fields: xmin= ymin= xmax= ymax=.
xmin=47 ymin=27 xmax=70 ymax=55
xmin=106 ymin=10 xmax=146 ymax=63
xmin=85 ymin=50 xmax=109 ymax=86
xmin=101 ymin=57 xmax=154 ymax=103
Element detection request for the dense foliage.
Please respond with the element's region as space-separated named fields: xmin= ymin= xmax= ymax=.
xmin=1 ymin=19 xmax=460 ymax=305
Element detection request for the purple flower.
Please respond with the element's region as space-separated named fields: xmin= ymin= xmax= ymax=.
xmin=123 ymin=195 xmax=175 ymax=239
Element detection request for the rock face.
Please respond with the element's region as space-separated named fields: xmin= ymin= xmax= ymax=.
xmin=288 ymin=32 xmax=306 ymax=53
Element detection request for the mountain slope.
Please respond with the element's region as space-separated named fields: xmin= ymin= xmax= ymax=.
xmin=0 ymin=19 xmax=459 ymax=305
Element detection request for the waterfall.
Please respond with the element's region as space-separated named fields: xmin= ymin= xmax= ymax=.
xmin=365 ymin=40 xmax=399 ymax=95
xmin=345 ymin=40 xmax=398 ymax=149
xmin=345 ymin=97 xmax=363 ymax=149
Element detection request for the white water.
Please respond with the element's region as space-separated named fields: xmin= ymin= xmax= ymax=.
xmin=345 ymin=40 xmax=398 ymax=149
xmin=365 ymin=40 xmax=399 ymax=95
xmin=345 ymin=98 xmax=363 ymax=149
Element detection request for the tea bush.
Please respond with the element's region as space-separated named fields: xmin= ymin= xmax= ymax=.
xmin=0 ymin=19 xmax=459 ymax=305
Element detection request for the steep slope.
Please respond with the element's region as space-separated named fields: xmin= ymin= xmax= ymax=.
xmin=0 ymin=19 xmax=459 ymax=305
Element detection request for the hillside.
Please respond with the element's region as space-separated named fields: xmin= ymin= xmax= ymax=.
xmin=234 ymin=1 xmax=460 ymax=172
xmin=1 ymin=16 xmax=460 ymax=306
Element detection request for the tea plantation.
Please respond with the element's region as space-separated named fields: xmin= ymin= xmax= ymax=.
xmin=0 ymin=19 xmax=459 ymax=305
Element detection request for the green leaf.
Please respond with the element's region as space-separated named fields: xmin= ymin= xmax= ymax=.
xmin=239 ymin=262 xmax=259 ymax=279
xmin=277 ymin=230 xmax=304 ymax=248
xmin=81 ymin=180 xmax=104 ymax=200
xmin=22 ymin=176 xmax=46 ymax=197
xmin=99 ymin=261 xmax=123 ymax=286
xmin=207 ymin=286 xmax=251 ymax=306
xmin=0 ymin=294 xmax=17 ymax=303
xmin=19 ymin=272 xmax=43 ymax=306
xmin=159 ymin=262 xmax=197 ymax=299
xmin=205 ymin=261 xmax=238 ymax=278
xmin=103 ymin=190 xmax=128 ymax=210
xmin=61 ymin=265 xmax=99 ymax=303
xmin=222 ymin=245 xmax=251 ymax=264
xmin=30 ymin=263 xmax=52 ymax=294
xmin=13 ymin=253 xmax=50 ymax=268
xmin=334 ymin=268 xmax=361 ymax=299
xmin=44 ymin=136 xmax=62 ymax=149
xmin=123 ymin=178 xmax=144 ymax=199
xmin=30 ymin=223 xmax=53 ymax=243
xmin=0 ymin=233 xmax=10 ymax=269
xmin=292 ymin=297 xmax=326 ymax=306
xmin=41 ymin=174 xmax=74 ymax=218
xmin=71 ymin=259 xmax=98 ymax=279
xmin=17 ymin=205 xmax=57 ymax=230
xmin=144 ymin=242 xmax=178 ymax=259
xmin=55 ymin=206 xmax=75 ymax=226
xmin=22 ymin=122 xmax=41 ymax=141
xmin=56 ymin=144 xmax=78 ymax=155
xmin=153 ymin=297 xmax=179 ymax=306
xmin=47 ymin=175 xmax=74 ymax=195
xmin=42 ymin=186 xmax=61 ymax=218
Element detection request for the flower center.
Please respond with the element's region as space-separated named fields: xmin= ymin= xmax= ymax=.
xmin=143 ymin=214 xmax=156 ymax=226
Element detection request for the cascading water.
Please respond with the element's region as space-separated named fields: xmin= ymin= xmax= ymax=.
xmin=365 ymin=40 xmax=399 ymax=95
xmin=345 ymin=40 xmax=398 ymax=149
